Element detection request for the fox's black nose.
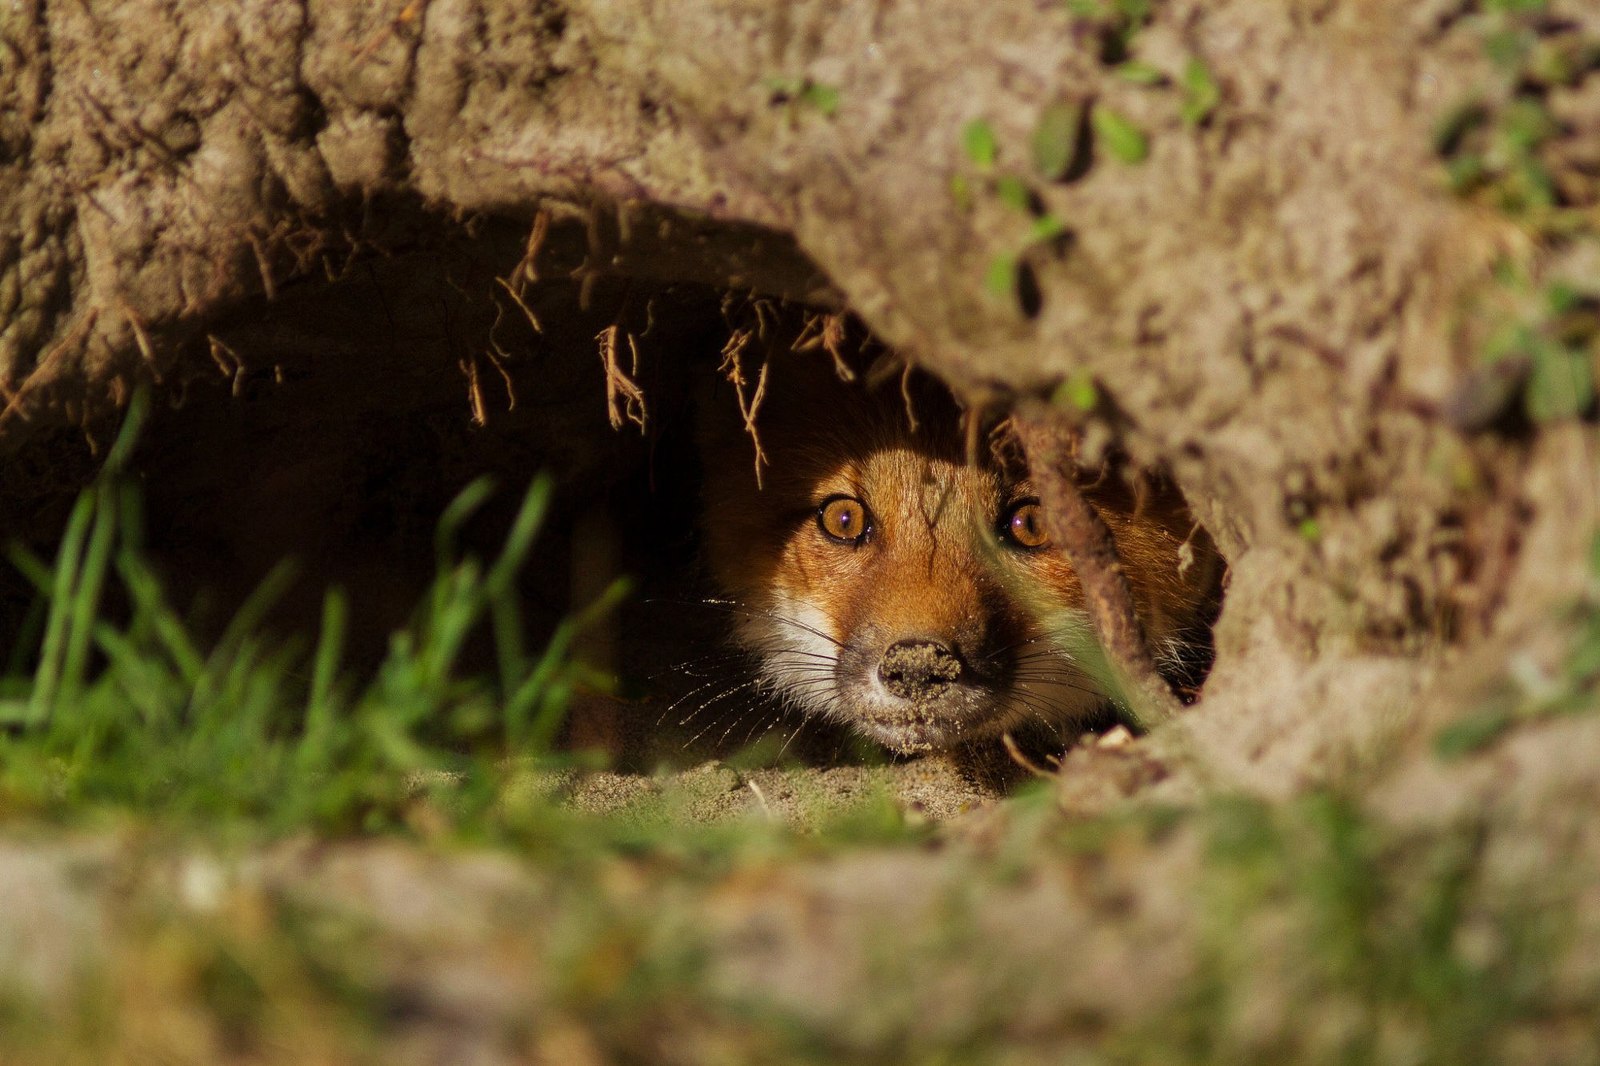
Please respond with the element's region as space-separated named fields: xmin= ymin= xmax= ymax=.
xmin=878 ymin=639 xmax=964 ymax=700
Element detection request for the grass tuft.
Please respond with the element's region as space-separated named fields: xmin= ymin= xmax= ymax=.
xmin=0 ymin=391 xmax=614 ymax=836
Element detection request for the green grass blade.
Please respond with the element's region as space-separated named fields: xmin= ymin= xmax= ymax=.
xmin=486 ymin=476 xmax=552 ymax=593
xmin=2 ymin=594 xmax=47 ymax=682
xmin=491 ymin=594 xmax=527 ymax=701
xmin=307 ymin=587 xmax=349 ymax=733
xmin=505 ymin=577 xmax=631 ymax=751
xmin=90 ymin=621 xmax=181 ymax=730
xmin=203 ymin=560 xmax=299 ymax=680
xmin=101 ymin=387 xmax=150 ymax=475
xmin=27 ymin=490 xmax=96 ymax=726
xmin=434 ymin=476 xmax=495 ymax=574
xmin=58 ymin=483 xmax=121 ymax=713
xmin=116 ymin=482 xmax=146 ymax=557
xmin=6 ymin=544 xmax=54 ymax=596
xmin=116 ymin=551 xmax=206 ymax=685
xmin=417 ymin=563 xmax=487 ymax=692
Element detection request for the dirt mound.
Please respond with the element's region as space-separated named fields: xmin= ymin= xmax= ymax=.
xmin=2 ymin=3 xmax=1600 ymax=1056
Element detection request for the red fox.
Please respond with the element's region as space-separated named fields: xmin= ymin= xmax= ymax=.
xmin=698 ymin=332 xmax=1220 ymax=757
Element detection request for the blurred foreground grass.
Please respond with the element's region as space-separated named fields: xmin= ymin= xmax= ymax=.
xmin=0 ymin=389 xmax=635 ymax=839
xmin=1 ymin=394 xmax=1597 ymax=1064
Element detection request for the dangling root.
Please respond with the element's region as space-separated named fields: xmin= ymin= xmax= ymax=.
xmin=719 ymin=326 xmax=770 ymax=488
xmin=597 ymin=323 xmax=648 ymax=432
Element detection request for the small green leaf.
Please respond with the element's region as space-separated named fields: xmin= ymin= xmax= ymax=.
xmin=1029 ymin=214 xmax=1068 ymax=244
xmin=762 ymin=76 xmax=803 ymax=97
xmin=1501 ymin=98 xmax=1558 ymax=151
xmin=1485 ymin=0 xmax=1547 ymax=16
xmin=1527 ymin=38 xmax=1581 ymax=87
xmin=1052 ymin=370 xmax=1098 ymax=412
xmin=1524 ymin=344 xmax=1596 ymax=422
xmin=1497 ymin=158 xmax=1557 ymax=213
xmin=963 ymin=119 xmax=998 ymax=168
xmin=1297 ymin=518 xmax=1322 ymax=542
xmin=1114 ymin=0 xmax=1152 ymax=22
xmin=1444 ymin=154 xmax=1487 ymax=195
xmin=1567 ymin=624 xmax=1600 ymax=684
xmin=1484 ymin=321 xmax=1536 ymax=364
xmin=1491 ymin=255 xmax=1525 ymax=289
xmin=1092 ymin=106 xmax=1148 ymax=164
xmin=994 ymin=174 xmax=1032 ymax=213
xmin=984 ymin=254 xmax=1019 ymax=299
xmin=1434 ymin=709 xmax=1514 ymax=759
xmin=950 ymin=174 xmax=974 ymax=212
xmin=1117 ymin=60 xmax=1165 ymax=85
xmin=1031 ymin=101 xmax=1083 ymax=181
xmin=1484 ymin=28 xmax=1533 ymax=71
xmin=1547 ymin=282 xmax=1582 ymax=316
xmin=801 ymin=82 xmax=840 ymax=116
xmin=1180 ymin=59 xmax=1221 ymax=126
xmin=764 ymin=78 xmax=840 ymax=117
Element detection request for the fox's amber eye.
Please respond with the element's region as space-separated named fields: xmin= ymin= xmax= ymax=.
xmin=1002 ymin=499 xmax=1049 ymax=550
xmin=818 ymin=495 xmax=870 ymax=545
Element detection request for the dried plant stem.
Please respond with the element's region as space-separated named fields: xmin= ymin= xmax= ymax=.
xmin=1016 ymin=414 xmax=1185 ymax=729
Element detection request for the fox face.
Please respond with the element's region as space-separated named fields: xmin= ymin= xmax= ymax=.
xmin=700 ymin=343 xmax=1218 ymax=756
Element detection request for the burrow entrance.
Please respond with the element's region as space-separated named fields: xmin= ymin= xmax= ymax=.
xmin=0 ymin=204 xmax=1226 ymax=779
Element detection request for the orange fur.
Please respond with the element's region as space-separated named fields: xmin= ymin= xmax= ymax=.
xmin=700 ymin=342 xmax=1219 ymax=754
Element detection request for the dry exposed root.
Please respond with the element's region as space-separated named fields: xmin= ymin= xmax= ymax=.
xmin=718 ymin=325 xmax=770 ymax=487
xmin=1015 ymin=414 xmax=1185 ymax=729
xmin=597 ymin=323 xmax=648 ymax=432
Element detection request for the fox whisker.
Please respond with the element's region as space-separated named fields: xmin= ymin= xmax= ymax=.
xmin=691 ymin=598 xmax=846 ymax=649
xmin=661 ymin=645 xmax=836 ymax=677
xmin=660 ymin=671 xmax=752 ymax=728
xmin=1010 ymin=675 xmax=1100 ymax=698
xmin=683 ymin=678 xmax=769 ymax=745
xmin=979 ymin=634 xmax=1058 ymax=666
xmin=774 ymin=714 xmax=815 ymax=761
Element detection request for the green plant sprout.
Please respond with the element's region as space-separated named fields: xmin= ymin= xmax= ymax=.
xmin=1092 ymin=105 xmax=1149 ymax=164
xmin=1180 ymin=59 xmax=1220 ymax=126
xmin=764 ymin=77 xmax=841 ymax=118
